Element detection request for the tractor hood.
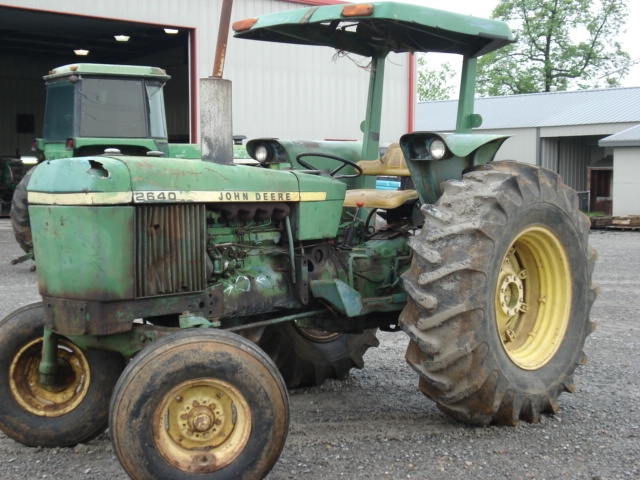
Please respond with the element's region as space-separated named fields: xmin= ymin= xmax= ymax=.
xmin=27 ymin=155 xmax=347 ymax=206
xmin=28 ymin=156 xmax=349 ymax=305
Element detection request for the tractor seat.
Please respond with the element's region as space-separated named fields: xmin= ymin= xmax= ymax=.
xmin=357 ymin=143 xmax=410 ymax=177
xmin=343 ymin=143 xmax=417 ymax=209
xmin=343 ymin=189 xmax=418 ymax=209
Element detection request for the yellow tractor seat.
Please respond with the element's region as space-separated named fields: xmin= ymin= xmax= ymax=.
xmin=343 ymin=189 xmax=418 ymax=209
xmin=357 ymin=143 xmax=410 ymax=177
xmin=344 ymin=143 xmax=416 ymax=209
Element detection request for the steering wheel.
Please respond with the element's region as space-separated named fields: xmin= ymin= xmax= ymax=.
xmin=295 ymin=153 xmax=363 ymax=179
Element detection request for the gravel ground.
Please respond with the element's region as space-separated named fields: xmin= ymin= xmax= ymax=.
xmin=0 ymin=217 xmax=638 ymax=479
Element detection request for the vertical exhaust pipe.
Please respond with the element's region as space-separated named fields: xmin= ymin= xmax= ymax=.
xmin=201 ymin=0 xmax=234 ymax=164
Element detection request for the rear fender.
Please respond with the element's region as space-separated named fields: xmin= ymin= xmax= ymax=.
xmin=399 ymin=131 xmax=509 ymax=204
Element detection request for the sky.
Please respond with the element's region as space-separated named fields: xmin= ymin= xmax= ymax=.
xmin=401 ymin=0 xmax=640 ymax=89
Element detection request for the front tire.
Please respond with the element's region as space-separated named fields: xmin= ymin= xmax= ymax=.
xmin=400 ymin=161 xmax=597 ymax=426
xmin=110 ymin=329 xmax=289 ymax=480
xmin=0 ymin=303 xmax=125 ymax=446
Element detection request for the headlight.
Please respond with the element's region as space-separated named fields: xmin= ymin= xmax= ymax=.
xmin=410 ymin=139 xmax=429 ymax=158
xmin=429 ymin=139 xmax=447 ymax=160
xmin=254 ymin=144 xmax=270 ymax=163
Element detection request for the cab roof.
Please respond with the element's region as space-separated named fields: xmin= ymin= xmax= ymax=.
xmin=44 ymin=63 xmax=171 ymax=81
xmin=233 ymin=1 xmax=513 ymax=58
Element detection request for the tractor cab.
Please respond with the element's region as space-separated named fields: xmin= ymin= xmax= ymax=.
xmin=35 ymin=64 xmax=172 ymax=159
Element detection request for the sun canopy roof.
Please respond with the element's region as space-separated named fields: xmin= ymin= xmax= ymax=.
xmin=233 ymin=2 xmax=513 ymax=58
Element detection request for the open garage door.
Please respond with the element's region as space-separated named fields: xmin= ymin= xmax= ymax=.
xmin=0 ymin=7 xmax=192 ymax=158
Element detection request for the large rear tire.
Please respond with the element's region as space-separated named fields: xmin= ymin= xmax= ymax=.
xmin=110 ymin=329 xmax=289 ymax=480
xmin=258 ymin=321 xmax=379 ymax=388
xmin=10 ymin=167 xmax=33 ymax=255
xmin=0 ymin=303 xmax=125 ymax=446
xmin=400 ymin=161 xmax=597 ymax=426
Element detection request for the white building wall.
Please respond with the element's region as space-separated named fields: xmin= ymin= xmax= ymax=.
xmin=1 ymin=0 xmax=409 ymax=145
xmin=612 ymin=147 xmax=640 ymax=217
xmin=478 ymin=128 xmax=538 ymax=164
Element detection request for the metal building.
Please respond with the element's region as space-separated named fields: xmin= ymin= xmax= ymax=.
xmin=599 ymin=125 xmax=640 ymax=217
xmin=0 ymin=0 xmax=411 ymax=158
xmin=416 ymin=87 xmax=640 ymax=216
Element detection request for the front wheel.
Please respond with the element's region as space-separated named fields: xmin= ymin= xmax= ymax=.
xmin=0 ymin=303 xmax=125 ymax=446
xmin=110 ymin=329 xmax=289 ymax=480
xmin=400 ymin=161 xmax=598 ymax=426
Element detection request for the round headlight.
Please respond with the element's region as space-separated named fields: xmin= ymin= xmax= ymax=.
xmin=411 ymin=139 xmax=429 ymax=158
xmin=429 ymin=139 xmax=447 ymax=160
xmin=254 ymin=144 xmax=270 ymax=163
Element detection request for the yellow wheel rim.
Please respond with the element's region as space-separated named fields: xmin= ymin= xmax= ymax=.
xmin=9 ymin=338 xmax=91 ymax=417
xmin=153 ymin=378 xmax=252 ymax=474
xmin=294 ymin=322 xmax=341 ymax=343
xmin=495 ymin=226 xmax=572 ymax=370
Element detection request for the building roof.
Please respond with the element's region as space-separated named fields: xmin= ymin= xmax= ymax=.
xmin=599 ymin=124 xmax=640 ymax=147
xmin=416 ymin=87 xmax=640 ymax=131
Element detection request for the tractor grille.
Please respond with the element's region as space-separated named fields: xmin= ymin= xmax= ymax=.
xmin=135 ymin=204 xmax=207 ymax=298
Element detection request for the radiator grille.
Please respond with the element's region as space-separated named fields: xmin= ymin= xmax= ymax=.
xmin=135 ymin=204 xmax=207 ymax=298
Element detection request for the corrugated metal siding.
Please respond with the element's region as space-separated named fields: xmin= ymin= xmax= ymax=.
xmin=540 ymin=138 xmax=558 ymax=172
xmin=417 ymin=87 xmax=640 ymax=131
xmin=539 ymin=137 xmax=591 ymax=191
xmin=226 ymin=0 xmax=409 ymax=143
xmin=535 ymin=135 xmax=612 ymax=192
xmin=416 ymin=100 xmax=457 ymax=132
xmin=557 ymin=138 xmax=590 ymax=191
xmin=0 ymin=0 xmax=410 ymax=146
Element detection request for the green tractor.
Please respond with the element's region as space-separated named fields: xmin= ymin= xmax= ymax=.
xmin=0 ymin=2 xmax=597 ymax=479
xmin=10 ymin=63 xmax=202 ymax=258
xmin=0 ymin=157 xmax=27 ymax=216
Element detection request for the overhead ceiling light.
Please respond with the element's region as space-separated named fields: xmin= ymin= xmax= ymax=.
xmin=164 ymin=28 xmax=179 ymax=34
xmin=74 ymin=49 xmax=89 ymax=56
xmin=114 ymin=35 xmax=130 ymax=42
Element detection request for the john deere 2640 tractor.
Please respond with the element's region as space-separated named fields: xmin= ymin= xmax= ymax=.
xmin=0 ymin=3 xmax=597 ymax=479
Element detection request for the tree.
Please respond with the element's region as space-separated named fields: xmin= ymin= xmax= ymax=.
xmin=416 ymin=54 xmax=456 ymax=101
xmin=477 ymin=0 xmax=630 ymax=95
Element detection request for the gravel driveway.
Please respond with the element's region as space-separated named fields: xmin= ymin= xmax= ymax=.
xmin=0 ymin=218 xmax=638 ymax=479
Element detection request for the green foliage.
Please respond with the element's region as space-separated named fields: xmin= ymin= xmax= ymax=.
xmin=416 ymin=54 xmax=456 ymax=101
xmin=477 ymin=0 xmax=630 ymax=95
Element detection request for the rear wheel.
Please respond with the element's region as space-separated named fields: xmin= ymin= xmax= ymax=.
xmin=0 ymin=303 xmax=125 ymax=446
xmin=400 ymin=161 xmax=597 ymax=426
xmin=110 ymin=329 xmax=289 ymax=480
xmin=258 ymin=321 xmax=379 ymax=388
